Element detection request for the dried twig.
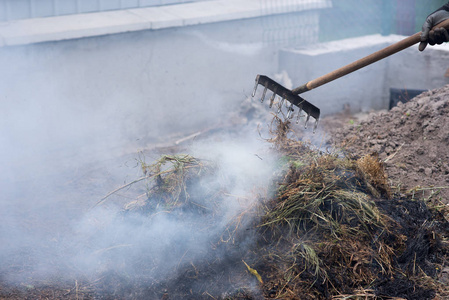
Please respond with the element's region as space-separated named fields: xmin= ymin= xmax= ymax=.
xmin=91 ymin=176 xmax=149 ymax=209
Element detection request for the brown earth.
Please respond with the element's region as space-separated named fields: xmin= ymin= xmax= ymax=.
xmin=326 ymin=85 xmax=449 ymax=204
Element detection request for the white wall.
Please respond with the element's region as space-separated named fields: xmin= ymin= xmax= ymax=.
xmin=0 ymin=0 xmax=210 ymax=21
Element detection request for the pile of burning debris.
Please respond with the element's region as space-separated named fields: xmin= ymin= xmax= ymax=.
xmin=101 ymin=116 xmax=449 ymax=299
xmin=253 ymin=117 xmax=449 ymax=299
xmin=2 ymin=110 xmax=449 ymax=300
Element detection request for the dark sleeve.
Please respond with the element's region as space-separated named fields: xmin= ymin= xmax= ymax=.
xmin=439 ymin=3 xmax=449 ymax=11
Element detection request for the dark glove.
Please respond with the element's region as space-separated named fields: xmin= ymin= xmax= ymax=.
xmin=419 ymin=5 xmax=449 ymax=51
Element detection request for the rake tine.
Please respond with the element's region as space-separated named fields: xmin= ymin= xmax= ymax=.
xmin=313 ymin=119 xmax=319 ymax=133
xmin=252 ymin=78 xmax=258 ymax=97
xmin=269 ymin=93 xmax=276 ymax=108
xmin=260 ymin=83 xmax=268 ymax=103
xmin=277 ymin=97 xmax=285 ymax=113
xmin=296 ymin=107 xmax=303 ymax=124
xmin=305 ymin=114 xmax=310 ymax=129
xmin=286 ymin=103 xmax=294 ymax=119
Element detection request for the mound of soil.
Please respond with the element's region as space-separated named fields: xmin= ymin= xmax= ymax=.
xmin=329 ymin=85 xmax=449 ymax=203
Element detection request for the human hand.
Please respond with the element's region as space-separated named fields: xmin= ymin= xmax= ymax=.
xmin=419 ymin=9 xmax=449 ymax=51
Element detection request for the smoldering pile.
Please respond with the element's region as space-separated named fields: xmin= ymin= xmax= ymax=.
xmin=254 ymin=117 xmax=449 ymax=299
xmin=91 ymin=116 xmax=449 ymax=299
xmin=3 ymin=111 xmax=449 ymax=300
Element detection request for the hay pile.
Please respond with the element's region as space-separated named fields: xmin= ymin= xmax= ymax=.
xmin=253 ymin=118 xmax=449 ymax=299
xmin=124 ymin=154 xmax=215 ymax=211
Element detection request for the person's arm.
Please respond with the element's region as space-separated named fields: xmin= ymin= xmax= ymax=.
xmin=419 ymin=3 xmax=449 ymax=51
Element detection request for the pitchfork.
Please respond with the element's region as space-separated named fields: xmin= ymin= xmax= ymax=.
xmin=252 ymin=19 xmax=449 ymax=132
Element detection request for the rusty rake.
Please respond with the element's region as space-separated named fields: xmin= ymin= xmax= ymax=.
xmin=252 ymin=18 xmax=449 ymax=133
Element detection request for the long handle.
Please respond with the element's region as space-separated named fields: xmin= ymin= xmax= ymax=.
xmin=292 ymin=18 xmax=449 ymax=95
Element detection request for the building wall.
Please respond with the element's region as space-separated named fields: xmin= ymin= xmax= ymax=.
xmin=0 ymin=0 xmax=210 ymax=21
xmin=318 ymin=0 xmax=448 ymax=42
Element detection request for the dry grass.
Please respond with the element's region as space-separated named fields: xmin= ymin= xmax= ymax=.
xmin=356 ymin=153 xmax=392 ymax=199
xmin=139 ymin=154 xmax=208 ymax=208
xmin=253 ymin=116 xmax=449 ymax=299
xmin=98 ymin=115 xmax=449 ymax=299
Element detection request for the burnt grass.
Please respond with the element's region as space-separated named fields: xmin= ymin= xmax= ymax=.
xmin=374 ymin=198 xmax=448 ymax=300
xmin=249 ymin=122 xmax=449 ymax=299
xmin=2 ymin=118 xmax=449 ymax=299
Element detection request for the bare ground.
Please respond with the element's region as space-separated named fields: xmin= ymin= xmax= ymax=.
xmin=327 ymin=85 xmax=449 ymax=204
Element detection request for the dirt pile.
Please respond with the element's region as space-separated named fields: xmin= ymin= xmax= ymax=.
xmin=330 ymin=85 xmax=449 ymax=203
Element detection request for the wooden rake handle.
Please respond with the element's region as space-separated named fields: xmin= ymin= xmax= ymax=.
xmin=292 ymin=18 xmax=449 ymax=95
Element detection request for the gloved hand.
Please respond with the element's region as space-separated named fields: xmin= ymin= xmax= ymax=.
xmin=419 ymin=5 xmax=449 ymax=51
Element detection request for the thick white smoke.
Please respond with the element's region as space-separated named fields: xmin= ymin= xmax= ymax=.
xmin=0 ymin=119 xmax=277 ymax=293
xmin=0 ymin=8 xmax=277 ymax=294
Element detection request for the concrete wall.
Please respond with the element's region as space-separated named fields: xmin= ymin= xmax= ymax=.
xmin=279 ymin=34 xmax=449 ymax=116
xmin=386 ymin=45 xmax=449 ymax=92
xmin=0 ymin=0 xmax=211 ymax=21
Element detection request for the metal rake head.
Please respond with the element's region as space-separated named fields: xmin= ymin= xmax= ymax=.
xmin=252 ymin=75 xmax=320 ymax=132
